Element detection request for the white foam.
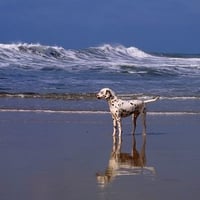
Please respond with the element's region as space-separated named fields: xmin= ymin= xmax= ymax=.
xmin=0 ymin=43 xmax=200 ymax=76
xmin=149 ymin=112 xmax=200 ymax=115
xmin=0 ymin=109 xmax=199 ymax=115
xmin=0 ymin=109 xmax=108 ymax=114
xmin=160 ymin=96 xmax=200 ymax=100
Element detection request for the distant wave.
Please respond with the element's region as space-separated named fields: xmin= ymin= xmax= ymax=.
xmin=0 ymin=43 xmax=200 ymax=76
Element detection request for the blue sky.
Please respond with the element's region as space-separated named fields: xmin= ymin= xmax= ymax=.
xmin=0 ymin=0 xmax=200 ymax=53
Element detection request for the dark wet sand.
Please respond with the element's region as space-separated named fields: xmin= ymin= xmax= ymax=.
xmin=0 ymin=111 xmax=200 ymax=200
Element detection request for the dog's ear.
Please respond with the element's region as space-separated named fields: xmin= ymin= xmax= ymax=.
xmin=105 ymin=90 xmax=111 ymax=99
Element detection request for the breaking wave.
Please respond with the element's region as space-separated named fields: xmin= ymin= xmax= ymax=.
xmin=0 ymin=43 xmax=200 ymax=76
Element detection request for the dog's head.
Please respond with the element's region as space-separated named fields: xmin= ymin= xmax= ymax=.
xmin=96 ymin=172 xmax=111 ymax=187
xmin=96 ymin=88 xmax=115 ymax=100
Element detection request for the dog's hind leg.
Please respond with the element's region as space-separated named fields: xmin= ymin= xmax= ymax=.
xmin=132 ymin=112 xmax=139 ymax=135
xmin=142 ymin=108 xmax=147 ymax=135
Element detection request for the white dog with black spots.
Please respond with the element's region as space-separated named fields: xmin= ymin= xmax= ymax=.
xmin=96 ymin=88 xmax=159 ymax=137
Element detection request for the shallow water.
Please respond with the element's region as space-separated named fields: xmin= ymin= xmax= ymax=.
xmin=0 ymin=112 xmax=199 ymax=200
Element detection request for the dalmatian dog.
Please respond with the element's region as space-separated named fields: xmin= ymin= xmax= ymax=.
xmin=96 ymin=88 xmax=159 ymax=137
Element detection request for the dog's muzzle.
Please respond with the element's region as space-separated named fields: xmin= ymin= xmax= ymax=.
xmin=96 ymin=94 xmax=101 ymax=99
xmin=96 ymin=93 xmax=102 ymax=99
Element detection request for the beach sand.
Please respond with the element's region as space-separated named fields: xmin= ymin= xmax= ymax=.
xmin=0 ymin=111 xmax=200 ymax=200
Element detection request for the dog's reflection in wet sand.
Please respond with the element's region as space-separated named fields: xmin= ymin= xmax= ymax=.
xmin=96 ymin=135 xmax=155 ymax=186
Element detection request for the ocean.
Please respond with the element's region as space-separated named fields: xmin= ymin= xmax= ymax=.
xmin=0 ymin=43 xmax=200 ymax=113
xmin=1 ymin=43 xmax=200 ymax=200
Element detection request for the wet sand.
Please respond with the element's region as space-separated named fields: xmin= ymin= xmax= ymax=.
xmin=0 ymin=111 xmax=200 ymax=200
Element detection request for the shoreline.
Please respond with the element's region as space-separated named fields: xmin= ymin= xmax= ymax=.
xmin=0 ymin=108 xmax=200 ymax=115
xmin=0 ymin=96 xmax=200 ymax=114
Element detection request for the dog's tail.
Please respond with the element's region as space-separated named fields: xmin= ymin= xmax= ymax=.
xmin=144 ymin=96 xmax=159 ymax=104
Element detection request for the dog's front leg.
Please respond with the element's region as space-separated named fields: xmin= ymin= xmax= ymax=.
xmin=112 ymin=116 xmax=117 ymax=137
xmin=116 ymin=118 xmax=122 ymax=137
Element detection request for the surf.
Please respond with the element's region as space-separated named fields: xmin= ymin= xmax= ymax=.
xmin=0 ymin=42 xmax=200 ymax=98
xmin=0 ymin=43 xmax=200 ymax=76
